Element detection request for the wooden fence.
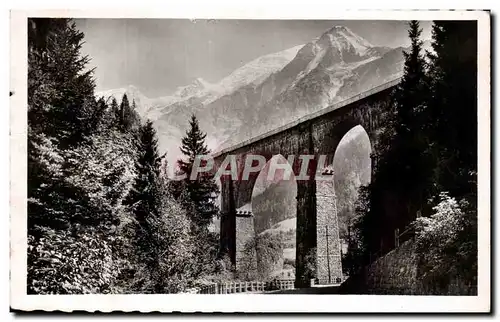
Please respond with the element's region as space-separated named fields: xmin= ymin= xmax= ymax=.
xmin=183 ymin=279 xmax=295 ymax=294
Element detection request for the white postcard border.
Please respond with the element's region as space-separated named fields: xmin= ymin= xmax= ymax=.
xmin=9 ymin=8 xmax=491 ymax=313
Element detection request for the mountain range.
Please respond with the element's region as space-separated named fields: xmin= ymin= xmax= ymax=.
xmin=97 ymin=25 xmax=429 ymax=166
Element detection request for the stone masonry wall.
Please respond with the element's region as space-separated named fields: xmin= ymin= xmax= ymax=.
xmin=339 ymin=240 xmax=476 ymax=295
xmin=235 ymin=216 xmax=256 ymax=273
xmin=315 ymin=178 xmax=343 ymax=284
xmin=364 ymin=240 xmax=419 ymax=294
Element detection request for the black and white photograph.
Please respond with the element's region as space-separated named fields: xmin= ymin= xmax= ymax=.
xmin=9 ymin=8 xmax=490 ymax=313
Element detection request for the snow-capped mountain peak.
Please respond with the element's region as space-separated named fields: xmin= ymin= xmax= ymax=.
xmin=200 ymin=25 xmax=405 ymax=152
xmin=329 ymin=26 xmax=373 ymax=49
xmin=217 ymin=44 xmax=303 ymax=91
xmin=99 ymin=44 xmax=304 ymax=122
xmin=316 ymin=25 xmax=376 ymax=60
xmin=98 ymin=24 xmax=407 ymax=171
xmin=96 ymin=85 xmax=153 ymax=116
xmin=174 ymin=77 xmax=217 ymax=98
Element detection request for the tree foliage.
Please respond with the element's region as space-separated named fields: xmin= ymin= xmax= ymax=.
xmin=27 ymin=18 xmax=142 ymax=293
xmin=26 ymin=18 xmax=205 ymax=294
xmin=238 ymin=233 xmax=284 ymax=281
xmin=170 ymin=115 xmax=222 ymax=281
xmin=130 ymin=179 xmax=196 ymax=293
xmin=28 ymin=18 xmax=97 ymax=146
xmin=426 ymin=21 xmax=478 ymax=197
xmin=414 ymin=192 xmax=477 ymax=293
xmin=27 ymin=227 xmax=117 ymax=294
xmin=177 ymin=114 xmax=220 ymax=231
xmin=116 ymin=94 xmax=141 ymax=132
xmin=348 ymin=21 xmax=478 ymax=291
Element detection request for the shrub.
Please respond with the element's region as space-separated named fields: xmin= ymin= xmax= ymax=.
xmin=139 ymin=193 xmax=196 ymax=293
xmin=414 ymin=192 xmax=477 ymax=293
xmin=27 ymin=226 xmax=118 ymax=294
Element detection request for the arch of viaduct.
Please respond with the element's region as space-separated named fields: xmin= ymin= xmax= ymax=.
xmin=213 ymin=78 xmax=400 ymax=287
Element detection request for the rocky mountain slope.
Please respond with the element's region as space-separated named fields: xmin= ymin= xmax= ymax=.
xmin=98 ymin=26 xmax=421 ymax=166
xmin=97 ymin=44 xmax=303 ymax=163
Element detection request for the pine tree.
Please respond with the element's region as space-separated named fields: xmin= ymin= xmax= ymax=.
xmin=120 ymin=94 xmax=130 ymax=128
xmin=129 ymin=99 xmax=141 ymax=131
xmin=27 ymin=18 xmax=142 ymax=294
xmin=28 ymin=18 xmax=97 ymax=147
xmin=114 ymin=94 xmax=141 ymax=132
xmin=356 ymin=21 xmax=433 ymax=256
xmin=27 ymin=17 xmax=204 ymax=295
xmin=427 ymin=21 xmax=478 ymax=197
xmin=111 ymin=97 xmax=120 ymax=126
xmin=178 ymin=114 xmax=219 ymax=231
xmin=124 ymin=120 xmax=163 ymax=278
xmin=119 ymin=94 xmax=131 ymax=131
xmin=391 ymin=20 xmax=434 ymax=219
xmin=95 ymin=97 xmax=115 ymax=130
xmin=127 ymin=120 xmax=162 ymax=225
xmin=92 ymin=97 xmax=109 ymax=131
xmin=396 ymin=21 xmax=429 ymax=130
xmin=28 ymin=18 xmax=100 ymax=230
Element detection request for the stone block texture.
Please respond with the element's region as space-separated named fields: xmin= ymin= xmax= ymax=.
xmin=316 ymin=179 xmax=343 ymax=284
xmin=235 ymin=216 xmax=256 ymax=272
xmin=339 ymin=240 xmax=477 ymax=295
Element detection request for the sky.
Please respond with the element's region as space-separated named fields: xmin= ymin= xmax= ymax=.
xmin=76 ymin=19 xmax=432 ymax=97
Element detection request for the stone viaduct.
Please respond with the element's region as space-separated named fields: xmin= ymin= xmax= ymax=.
xmin=213 ymin=78 xmax=401 ymax=287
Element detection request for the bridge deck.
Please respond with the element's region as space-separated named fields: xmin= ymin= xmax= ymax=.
xmin=212 ymin=77 xmax=401 ymax=158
